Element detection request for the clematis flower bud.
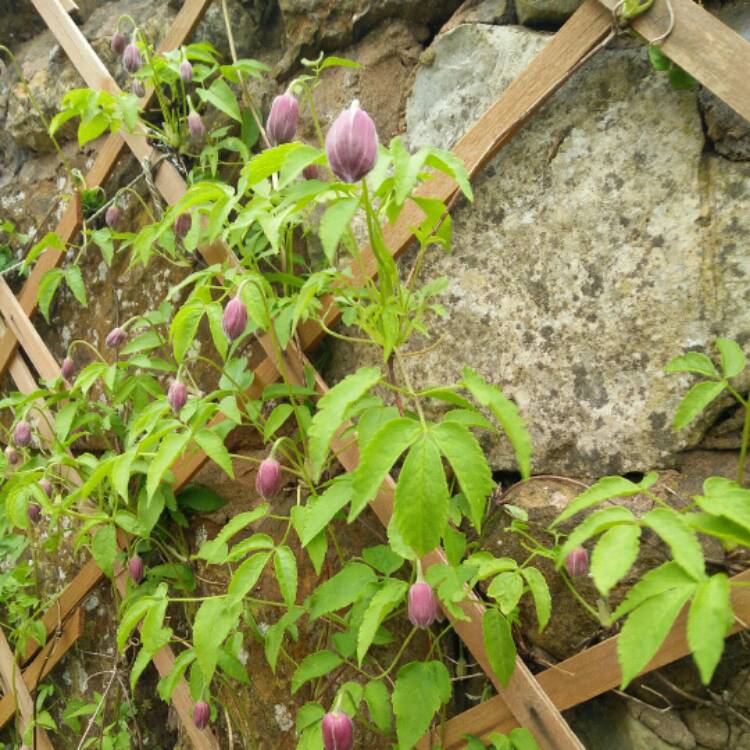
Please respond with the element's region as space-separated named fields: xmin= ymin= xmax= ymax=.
xmin=105 ymin=205 xmax=122 ymax=230
xmin=322 ymin=711 xmax=353 ymax=750
xmin=302 ymin=164 xmax=324 ymax=181
xmin=4 ymin=446 xmax=19 ymax=466
xmin=168 ymin=380 xmax=188 ymax=413
xmin=179 ymin=59 xmax=193 ymax=83
xmin=408 ymin=581 xmax=439 ymax=628
xmin=122 ymin=43 xmax=142 ymax=74
xmin=61 ymin=356 xmax=75 ymax=379
xmin=255 ymin=457 xmax=282 ymax=498
xmin=127 ymin=554 xmax=144 ymax=584
xmin=39 ymin=478 xmax=52 ymax=497
xmin=222 ymin=296 xmax=247 ymax=341
xmin=193 ymin=700 xmax=210 ymax=729
xmin=105 ymin=327 xmax=127 ymax=349
xmin=325 ymin=100 xmax=378 ymax=183
xmin=132 ymin=78 xmax=145 ymax=98
xmin=565 ymin=546 xmax=589 ymax=578
xmin=266 ymin=93 xmax=299 ymax=146
xmin=187 ymin=111 xmax=205 ymax=142
xmin=27 ymin=503 xmax=41 ymax=524
xmin=174 ymin=212 xmax=192 ymax=239
xmin=13 ymin=420 xmax=31 ymax=448
xmin=111 ymin=31 xmax=126 ymax=55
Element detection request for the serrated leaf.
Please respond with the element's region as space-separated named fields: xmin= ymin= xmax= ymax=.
xmin=263 ymin=403 xmax=294 ymax=441
xmin=228 ymin=551 xmax=270 ymax=597
xmin=37 ymin=268 xmax=64 ymax=322
xmin=487 ymin=572 xmax=524 ymax=615
xmin=642 ymin=508 xmax=705 ymax=581
xmin=91 ymin=525 xmax=117 ymax=578
xmin=193 ymin=597 xmax=242 ymax=686
xmin=356 ymin=579 xmax=407 ymax=664
xmin=482 ymin=609 xmax=516 ymax=686
xmin=715 ymin=338 xmax=745 ymax=379
xmin=147 ymin=431 xmax=190 ymax=498
xmin=364 ymin=679 xmax=392 ymax=732
xmin=65 ymin=265 xmax=87 ymax=308
xmin=590 ymin=524 xmax=641 ymax=596
xmin=665 ymin=351 xmax=719 ymax=378
xmin=307 ymin=562 xmax=376 ymax=620
xmin=274 ymin=545 xmax=298 ymax=606
xmin=558 ymin=506 xmax=636 ymax=560
xmin=291 ymin=651 xmax=343 ymax=694
xmin=687 ymin=574 xmax=734 ymax=684
xmin=319 ymin=197 xmax=359 ymax=264
xmin=157 ymin=650 xmax=195 ymax=702
xmin=170 ymin=302 xmax=204 ymax=364
xmin=612 ymin=561 xmax=696 ymax=621
xmin=294 ymin=480 xmax=350 ymax=547
xmin=521 ymin=567 xmax=551 ymax=631
xmin=673 ymin=380 xmax=725 ymax=430
xmin=194 ymin=428 xmax=234 ymax=478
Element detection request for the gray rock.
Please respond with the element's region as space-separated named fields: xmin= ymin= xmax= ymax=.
xmin=683 ymin=709 xmax=730 ymax=750
xmin=516 ymin=0 xmax=582 ymax=27
xmin=443 ymin=0 xmax=514 ymax=32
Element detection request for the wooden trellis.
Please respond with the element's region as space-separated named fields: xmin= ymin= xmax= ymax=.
xmin=2 ymin=0 xmax=750 ymax=748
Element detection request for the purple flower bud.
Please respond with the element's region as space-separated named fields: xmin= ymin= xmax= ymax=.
xmin=39 ymin=478 xmax=52 ymax=497
xmin=27 ymin=503 xmax=41 ymax=524
xmin=4 ymin=446 xmax=19 ymax=466
xmin=168 ymin=380 xmax=188 ymax=413
xmin=105 ymin=327 xmax=127 ymax=349
xmin=266 ymin=93 xmax=299 ymax=146
xmin=408 ymin=581 xmax=439 ymax=628
xmin=122 ymin=43 xmax=142 ymax=74
xmin=322 ymin=711 xmax=353 ymax=750
xmin=179 ymin=59 xmax=193 ymax=83
xmin=222 ymin=296 xmax=247 ymax=341
xmin=105 ymin=205 xmax=122 ymax=230
xmin=111 ymin=31 xmax=126 ymax=55
xmin=174 ymin=212 xmax=192 ymax=240
xmin=255 ymin=457 xmax=282 ymax=498
xmin=132 ymin=79 xmax=145 ymax=98
xmin=13 ymin=420 xmax=31 ymax=448
xmin=325 ymin=100 xmax=379 ymax=183
xmin=193 ymin=700 xmax=210 ymax=730
xmin=187 ymin=111 xmax=205 ymax=142
xmin=565 ymin=546 xmax=589 ymax=578
xmin=127 ymin=554 xmax=144 ymax=584
xmin=302 ymin=164 xmax=324 ymax=181
xmin=61 ymin=356 xmax=75 ymax=379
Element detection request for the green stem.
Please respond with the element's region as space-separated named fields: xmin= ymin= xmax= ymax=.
xmin=738 ymin=401 xmax=750 ymax=486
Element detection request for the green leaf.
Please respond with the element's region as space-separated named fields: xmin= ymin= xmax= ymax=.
xmin=362 ymin=545 xmax=404 ymax=576
xmin=116 ymin=596 xmax=151 ymax=652
xmin=274 ymin=545 xmax=298 ymax=606
xmin=648 ymin=44 xmax=670 ymax=71
xmin=307 ymin=562 xmax=377 ymax=620
xmin=424 ymin=148 xmax=473 ymax=201
xmin=509 ymin=728 xmax=541 ymax=750
xmin=193 ymin=597 xmax=242 ymax=685
xmin=673 ymin=380 xmax=725 ymax=430
xmin=55 ymin=402 xmax=78 ymax=442
xmin=177 ymin=484 xmax=227 ymax=513
xmin=308 ymin=367 xmax=381 ymax=481
xmin=482 ymin=609 xmax=516 ymax=686
xmin=198 ymin=78 xmax=241 ymax=122
xmin=715 ymin=338 xmax=745 ymax=379
xmin=263 ymin=403 xmax=294 ymax=441
xmin=64 ymin=265 xmax=87 ymax=308
xmin=264 ymin=607 xmax=304 ymax=674
xmin=91 ymin=525 xmax=117 ymax=578
xmin=350 ymin=417 xmax=422 ymax=520
xmin=228 ymin=552 xmax=271 ymax=598
xmin=157 ymin=650 xmax=195 ymax=702
xmin=394 ymin=436 xmax=449 ymax=556
xmin=194 ymin=428 xmax=234 ymax=478
xmin=137 ymin=485 xmax=166 ymax=533
xmin=618 ymin=586 xmax=694 ymax=687
xmin=642 ymin=508 xmax=705 ymax=581
xmin=364 ymin=679 xmax=392 ymax=732
xmin=392 ymin=661 xmax=451 ymax=750
xmin=291 ymin=650 xmax=343 ymax=694
xmin=432 ymin=420 xmax=494 ymax=531
xmin=687 ymin=574 xmax=734 ymax=684
xmin=293 ymin=480 xmax=350 ymax=547
xmin=146 ymin=431 xmax=190 ymax=498
xmin=665 ymin=351 xmax=719 ymax=378
xmin=590 ymin=524 xmax=641 ymax=596
xmin=357 ymin=579 xmax=408 ymax=664
xmin=170 ymin=302 xmax=204 ymax=364
xmin=462 ymin=368 xmax=531 ymax=479
xmin=37 ymin=268 xmax=64 ymax=322
xmin=558 ymin=506 xmax=636 ymax=560
xmin=612 ymin=562 xmax=696 ymax=621
xmin=521 ymin=567 xmax=551 ymax=631
xmin=487 ymin=572 xmax=524 ymax=615
xmin=319 ymin=198 xmax=359 ymax=264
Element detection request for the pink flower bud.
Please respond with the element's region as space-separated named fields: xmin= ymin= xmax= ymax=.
xmin=4 ymin=446 xmax=19 ymax=466
xmin=222 ymin=296 xmax=247 ymax=341
xmin=179 ymin=60 xmax=193 ymax=83
xmin=105 ymin=205 xmax=122 ymax=230
xmin=302 ymin=164 xmax=324 ymax=181
xmin=105 ymin=327 xmax=127 ymax=349
xmin=127 ymin=554 xmax=144 ymax=583
xmin=27 ymin=503 xmax=41 ymax=524
xmin=255 ymin=457 xmax=282 ymax=498
xmin=39 ymin=478 xmax=52 ymax=497
xmin=266 ymin=93 xmax=299 ymax=146
xmin=408 ymin=581 xmax=439 ymax=628
xmin=193 ymin=700 xmax=210 ymax=729
xmin=187 ymin=111 xmax=205 ymax=142
xmin=132 ymin=79 xmax=145 ymax=98
xmin=325 ymin=100 xmax=378 ymax=183
xmin=174 ymin=212 xmax=192 ymax=239
xmin=111 ymin=31 xmax=126 ymax=55
xmin=13 ymin=420 xmax=31 ymax=448
xmin=123 ymin=43 xmax=141 ymax=74
xmin=565 ymin=546 xmax=589 ymax=578
xmin=322 ymin=711 xmax=353 ymax=750
xmin=168 ymin=380 xmax=188 ymax=413
xmin=61 ymin=357 xmax=75 ymax=379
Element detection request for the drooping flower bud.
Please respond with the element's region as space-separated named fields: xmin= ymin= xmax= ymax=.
xmin=193 ymin=700 xmax=210 ymax=730
xmin=187 ymin=111 xmax=205 ymax=142
xmin=132 ymin=78 xmax=145 ymax=98
xmin=255 ymin=457 xmax=282 ymax=498
xmin=168 ymin=380 xmax=188 ymax=413
xmin=39 ymin=478 xmax=52 ymax=497
xmin=565 ymin=546 xmax=589 ymax=578
xmin=322 ymin=711 xmax=353 ymax=750
xmin=222 ymin=297 xmax=247 ymax=341
xmin=266 ymin=93 xmax=299 ymax=146
xmin=61 ymin=356 xmax=75 ymax=379
xmin=127 ymin=554 xmax=144 ymax=584
xmin=105 ymin=327 xmax=127 ymax=349
xmin=325 ymin=100 xmax=378 ymax=183
xmin=105 ymin=205 xmax=122 ymax=230
xmin=179 ymin=59 xmax=193 ymax=83
xmin=174 ymin=212 xmax=192 ymax=240
xmin=111 ymin=31 xmax=126 ymax=55
xmin=13 ymin=420 xmax=31 ymax=448
xmin=27 ymin=503 xmax=41 ymax=524
xmin=4 ymin=446 xmax=19 ymax=466
xmin=122 ymin=43 xmax=142 ymax=74
xmin=408 ymin=581 xmax=439 ymax=628
xmin=302 ymin=164 xmax=324 ymax=181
